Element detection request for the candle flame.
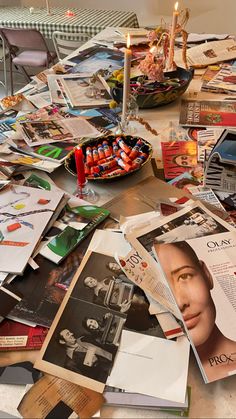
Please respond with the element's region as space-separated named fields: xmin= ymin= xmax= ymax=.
xmin=174 ymin=2 xmax=179 ymax=11
xmin=127 ymin=33 xmax=130 ymax=49
xmin=150 ymin=46 xmax=156 ymax=54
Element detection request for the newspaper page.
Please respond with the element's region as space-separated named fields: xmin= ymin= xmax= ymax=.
xmin=18 ymin=373 xmax=104 ymax=419
xmin=175 ymin=39 xmax=236 ymax=68
xmin=152 ymin=230 xmax=236 ymax=383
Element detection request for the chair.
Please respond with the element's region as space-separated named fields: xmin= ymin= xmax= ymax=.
xmin=0 ymin=33 xmax=7 ymax=94
xmin=52 ymin=31 xmax=91 ymax=61
xmin=0 ymin=28 xmax=57 ymax=94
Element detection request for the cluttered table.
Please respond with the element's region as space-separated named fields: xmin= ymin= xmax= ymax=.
xmin=0 ymin=6 xmax=139 ymax=39
xmin=1 ymin=23 xmax=236 ymax=419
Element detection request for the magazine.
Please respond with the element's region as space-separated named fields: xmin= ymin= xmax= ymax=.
xmin=197 ymin=127 xmax=224 ymax=162
xmin=161 ymin=140 xmax=198 ymax=180
xmin=50 ymin=74 xmax=112 ymax=109
xmin=18 ymin=118 xmax=100 ymax=147
xmin=103 ymin=385 xmax=190 ymax=414
xmin=179 ymin=99 xmax=236 ymax=128
xmin=39 ymin=204 xmax=110 ymax=264
xmin=0 ymin=319 xmax=47 ymax=351
xmin=204 ymin=130 xmax=236 ymax=192
xmin=0 ymin=184 xmax=65 ymax=274
xmin=9 ymin=139 xmax=77 ymax=164
xmin=34 ymin=250 xmax=137 ymax=393
xmin=152 ymin=231 xmax=236 ymax=383
xmin=204 ymin=62 xmax=236 ymax=93
xmin=175 ymin=39 xmax=236 ymax=68
xmin=8 ymin=239 xmax=93 ymax=328
xmin=124 ymin=201 xmax=236 ymax=383
xmin=68 ymin=46 xmax=124 ymax=74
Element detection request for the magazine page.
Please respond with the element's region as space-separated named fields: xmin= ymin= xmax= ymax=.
xmin=0 ymin=184 xmax=64 ymax=274
xmin=34 ymin=250 xmax=137 ymax=393
xmin=152 ymin=230 xmax=236 ymax=383
xmin=175 ymin=39 xmax=236 ymax=67
xmin=179 ymin=100 xmax=236 ymax=128
xmin=68 ymin=46 xmax=124 ymax=74
xmin=125 ymin=202 xmax=234 ymax=315
xmin=59 ymin=75 xmax=112 ymax=109
xmin=39 ymin=206 xmax=110 ymax=264
xmin=18 ymin=118 xmax=99 ymax=147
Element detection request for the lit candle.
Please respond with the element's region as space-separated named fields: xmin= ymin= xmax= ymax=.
xmin=74 ymin=146 xmax=86 ymax=188
xmin=66 ymin=9 xmax=75 ymax=17
xmin=45 ymin=0 xmax=51 ymax=15
xmin=122 ymin=33 xmax=132 ymax=124
xmin=167 ymin=2 xmax=179 ymax=71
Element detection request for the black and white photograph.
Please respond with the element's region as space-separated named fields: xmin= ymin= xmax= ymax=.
xmin=71 ymin=252 xmax=135 ymax=314
xmin=42 ymin=298 xmax=122 ymax=384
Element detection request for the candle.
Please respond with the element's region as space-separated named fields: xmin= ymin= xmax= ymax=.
xmin=66 ymin=9 xmax=75 ymax=17
xmin=45 ymin=0 xmax=51 ymax=15
xmin=122 ymin=33 xmax=132 ymax=124
xmin=167 ymin=2 xmax=179 ymax=71
xmin=74 ymin=146 xmax=86 ymax=187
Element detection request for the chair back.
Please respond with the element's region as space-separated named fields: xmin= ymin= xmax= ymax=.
xmin=0 ymin=28 xmax=49 ymax=52
xmin=0 ymin=33 xmax=7 ymax=93
xmin=52 ymin=31 xmax=91 ymax=60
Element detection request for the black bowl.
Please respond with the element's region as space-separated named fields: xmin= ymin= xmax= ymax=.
xmin=111 ymin=67 xmax=194 ymax=109
xmin=64 ymin=134 xmax=153 ymax=182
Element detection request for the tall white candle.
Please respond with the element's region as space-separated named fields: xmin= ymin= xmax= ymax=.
xmin=122 ymin=33 xmax=132 ymax=124
xmin=45 ymin=0 xmax=51 ymax=15
xmin=167 ymin=2 xmax=179 ymax=71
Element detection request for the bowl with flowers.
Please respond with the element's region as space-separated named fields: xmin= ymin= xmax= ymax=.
xmin=109 ymin=8 xmax=193 ymax=109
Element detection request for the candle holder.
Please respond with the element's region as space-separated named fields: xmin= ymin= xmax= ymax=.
xmin=118 ymin=93 xmax=138 ymax=134
xmin=74 ymin=180 xmax=98 ymax=203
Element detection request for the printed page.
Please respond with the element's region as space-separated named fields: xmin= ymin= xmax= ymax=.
xmin=152 ymin=231 xmax=236 ymax=383
xmin=107 ymin=331 xmax=190 ymax=403
xmin=18 ymin=374 xmax=104 ymax=419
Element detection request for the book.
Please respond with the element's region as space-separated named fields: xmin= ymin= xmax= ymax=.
xmin=49 ymin=74 xmax=112 ymax=109
xmin=179 ymin=99 xmax=236 ymax=128
xmin=125 ymin=202 xmax=236 ymax=383
xmin=0 ymin=184 xmax=65 ymax=275
xmin=39 ymin=204 xmax=110 ymax=264
xmin=0 ymin=319 xmax=47 ymax=351
xmin=204 ymin=130 xmax=236 ymax=192
xmin=103 ymin=385 xmax=190 ymax=415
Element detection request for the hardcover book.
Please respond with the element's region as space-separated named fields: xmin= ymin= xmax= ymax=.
xmin=179 ymin=99 xmax=236 ymax=128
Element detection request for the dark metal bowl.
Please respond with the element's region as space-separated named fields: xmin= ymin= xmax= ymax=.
xmin=111 ymin=67 xmax=194 ymax=109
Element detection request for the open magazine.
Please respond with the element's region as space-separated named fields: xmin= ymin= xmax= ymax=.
xmin=204 ymin=130 xmax=236 ymax=192
xmin=124 ymin=201 xmax=236 ymax=383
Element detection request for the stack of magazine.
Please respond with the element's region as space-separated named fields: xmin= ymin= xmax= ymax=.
xmin=204 ymin=129 xmax=236 ymax=192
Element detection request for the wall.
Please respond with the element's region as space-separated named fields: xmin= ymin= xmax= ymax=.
xmin=3 ymin=0 xmax=236 ymax=35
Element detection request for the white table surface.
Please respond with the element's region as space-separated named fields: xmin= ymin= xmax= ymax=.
xmin=1 ymin=27 xmax=236 ymax=419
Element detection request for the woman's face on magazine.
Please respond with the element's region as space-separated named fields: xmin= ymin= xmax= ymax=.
xmin=155 ymin=243 xmax=215 ymax=347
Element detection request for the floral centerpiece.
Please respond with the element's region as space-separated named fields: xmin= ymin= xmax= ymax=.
xmin=109 ymin=7 xmax=192 ymax=110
